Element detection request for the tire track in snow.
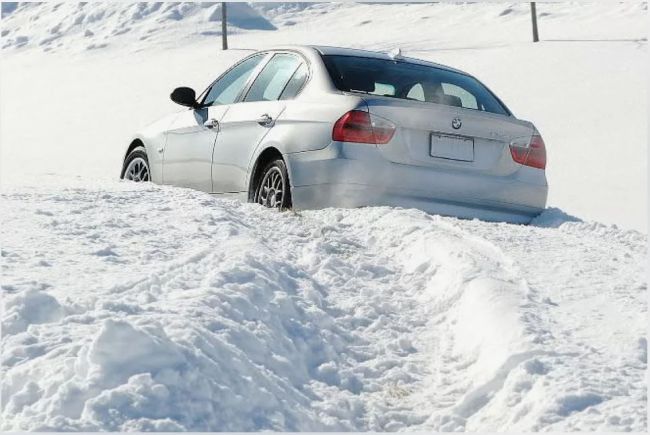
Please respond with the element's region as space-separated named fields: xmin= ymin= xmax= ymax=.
xmin=449 ymin=217 xmax=647 ymax=431
xmin=294 ymin=208 xmax=556 ymax=430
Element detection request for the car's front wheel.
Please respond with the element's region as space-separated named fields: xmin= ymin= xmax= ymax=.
xmin=254 ymin=159 xmax=292 ymax=210
xmin=121 ymin=146 xmax=150 ymax=182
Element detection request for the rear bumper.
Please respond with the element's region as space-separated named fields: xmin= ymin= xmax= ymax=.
xmin=285 ymin=142 xmax=548 ymax=224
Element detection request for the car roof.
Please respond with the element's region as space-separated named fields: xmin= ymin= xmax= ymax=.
xmin=262 ymin=44 xmax=467 ymax=76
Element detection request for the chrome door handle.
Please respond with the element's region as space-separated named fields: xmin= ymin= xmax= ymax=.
xmin=203 ymin=118 xmax=219 ymax=129
xmin=256 ymin=114 xmax=273 ymax=126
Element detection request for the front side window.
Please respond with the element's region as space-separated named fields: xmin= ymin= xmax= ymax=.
xmin=244 ymin=54 xmax=302 ymax=102
xmin=203 ymin=54 xmax=264 ymax=106
xmin=322 ymin=55 xmax=509 ymax=115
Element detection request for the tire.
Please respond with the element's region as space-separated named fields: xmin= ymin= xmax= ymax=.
xmin=254 ymin=158 xmax=292 ymax=210
xmin=121 ymin=146 xmax=150 ymax=182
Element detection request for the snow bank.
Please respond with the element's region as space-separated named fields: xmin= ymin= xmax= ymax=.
xmin=3 ymin=2 xmax=646 ymax=54
xmin=2 ymin=178 xmax=646 ymax=431
xmin=0 ymin=2 xmax=279 ymax=52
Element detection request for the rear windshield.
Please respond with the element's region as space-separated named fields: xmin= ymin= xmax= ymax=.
xmin=322 ymin=55 xmax=510 ymax=116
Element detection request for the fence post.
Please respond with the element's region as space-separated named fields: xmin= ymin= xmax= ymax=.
xmin=530 ymin=2 xmax=539 ymax=42
xmin=221 ymin=2 xmax=228 ymax=50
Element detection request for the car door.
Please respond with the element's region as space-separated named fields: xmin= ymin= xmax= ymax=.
xmin=211 ymin=53 xmax=305 ymax=193
xmin=162 ymin=53 xmax=266 ymax=191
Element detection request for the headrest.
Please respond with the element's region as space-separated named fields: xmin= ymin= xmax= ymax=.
xmin=439 ymin=94 xmax=463 ymax=108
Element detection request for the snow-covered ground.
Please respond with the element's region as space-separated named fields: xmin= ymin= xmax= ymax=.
xmin=1 ymin=1 xmax=648 ymax=432
xmin=2 ymin=176 xmax=647 ymax=431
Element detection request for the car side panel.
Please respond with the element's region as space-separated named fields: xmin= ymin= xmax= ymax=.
xmin=211 ymin=101 xmax=286 ymax=193
xmin=162 ymin=105 xmax=229 ymax=192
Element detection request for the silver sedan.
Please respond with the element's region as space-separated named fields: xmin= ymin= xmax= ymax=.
xmin=121 ymin=45 xmax=548 ymax=223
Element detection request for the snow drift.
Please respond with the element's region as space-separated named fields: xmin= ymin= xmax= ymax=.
xmin=1 ymin=2 xmax=277 ymax=51
xmin=1 ymin=177 xmax=646 ymax=431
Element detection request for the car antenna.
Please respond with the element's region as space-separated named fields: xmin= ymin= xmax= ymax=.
xmin=388 ymin=47 xmax=404 ymax=60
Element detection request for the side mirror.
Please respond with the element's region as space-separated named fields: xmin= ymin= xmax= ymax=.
xmin=170 ymin=87 xmax=197 ymax=108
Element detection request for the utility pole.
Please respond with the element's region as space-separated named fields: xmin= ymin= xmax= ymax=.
xmin=530 ymin=2 xmax=539 ymax=42
xmin=221 ymin=2 xmax=228 ymax=50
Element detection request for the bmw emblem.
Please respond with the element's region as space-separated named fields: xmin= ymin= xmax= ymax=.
xmin=452 ymin=117 xmax=462 ymax=130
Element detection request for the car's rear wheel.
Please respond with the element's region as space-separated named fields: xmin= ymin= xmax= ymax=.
xmin=121 ymin=146 xmax=150 ymax=182
xmin=254 ymin=159 xmax=291 ymax=210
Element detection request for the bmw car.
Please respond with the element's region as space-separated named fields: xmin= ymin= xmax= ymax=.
xmin=121 ymin=45 xmax=547 ymax=223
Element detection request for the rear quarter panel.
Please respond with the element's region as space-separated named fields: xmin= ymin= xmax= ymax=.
xmin=244 ymin=94 xmax=364 ymax=188
xmin=269 ymin=95 xmax=363 ymax=153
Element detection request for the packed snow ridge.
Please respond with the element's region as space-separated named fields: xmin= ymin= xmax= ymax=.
xmin=2 ymin=178 xmax=646 ymax=431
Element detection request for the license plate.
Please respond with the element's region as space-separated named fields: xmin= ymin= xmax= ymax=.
xmin=430 ymin=133 xmax=474 ymax=162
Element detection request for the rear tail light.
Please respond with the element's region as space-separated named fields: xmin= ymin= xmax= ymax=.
xmin=509 ymin=132 xmax=547 ymax=169
xmin=332 ymin=110 xmax=396 ymax=144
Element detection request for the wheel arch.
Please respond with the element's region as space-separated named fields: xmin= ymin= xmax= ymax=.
xmin=120 ymin=138 xmax=147 ymax=179
xmin=247 ymin=146 xmax=286 ymax=202
xmin=123 ymin=138 xmax=145 ymax=160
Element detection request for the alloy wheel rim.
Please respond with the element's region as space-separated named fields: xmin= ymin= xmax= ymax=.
xmin=257 ymin=167 xmax=284 ymax=209
xmin=124 ymin=157 xmax=150 ymax=182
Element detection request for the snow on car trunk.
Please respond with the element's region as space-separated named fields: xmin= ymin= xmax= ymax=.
xmin=1 ymin=177 xmax=646 ymax=431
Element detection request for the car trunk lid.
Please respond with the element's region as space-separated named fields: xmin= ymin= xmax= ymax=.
xmin=361 ymin=96 xmax=536 ymax=176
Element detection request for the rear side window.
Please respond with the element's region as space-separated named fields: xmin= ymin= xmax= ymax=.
xmin=322 ymin=55 xmax=509 ymax=115
xmin=280 ymin=63 xmax=308 ymax=100
xmin=203 ymin=54 xmax=264 ymax=106
xmin=244 ymin=53 xmax=302 ymax=102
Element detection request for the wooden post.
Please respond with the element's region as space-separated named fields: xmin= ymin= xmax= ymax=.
xmin=221 ymin=2 xmax=228 ymax=50
xmin=530 ymin=2 xmax=539 ymax=42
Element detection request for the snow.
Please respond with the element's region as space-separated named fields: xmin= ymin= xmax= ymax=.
xmin=0 ymin=2 xmax=277 ymax=51
xmin=1 ymin=1 xmax=648 ymax=432
xmin=2 ymin=287 xmax=65 ymax=335
xmin=2 ymin=176 xmax=646 ymax=431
